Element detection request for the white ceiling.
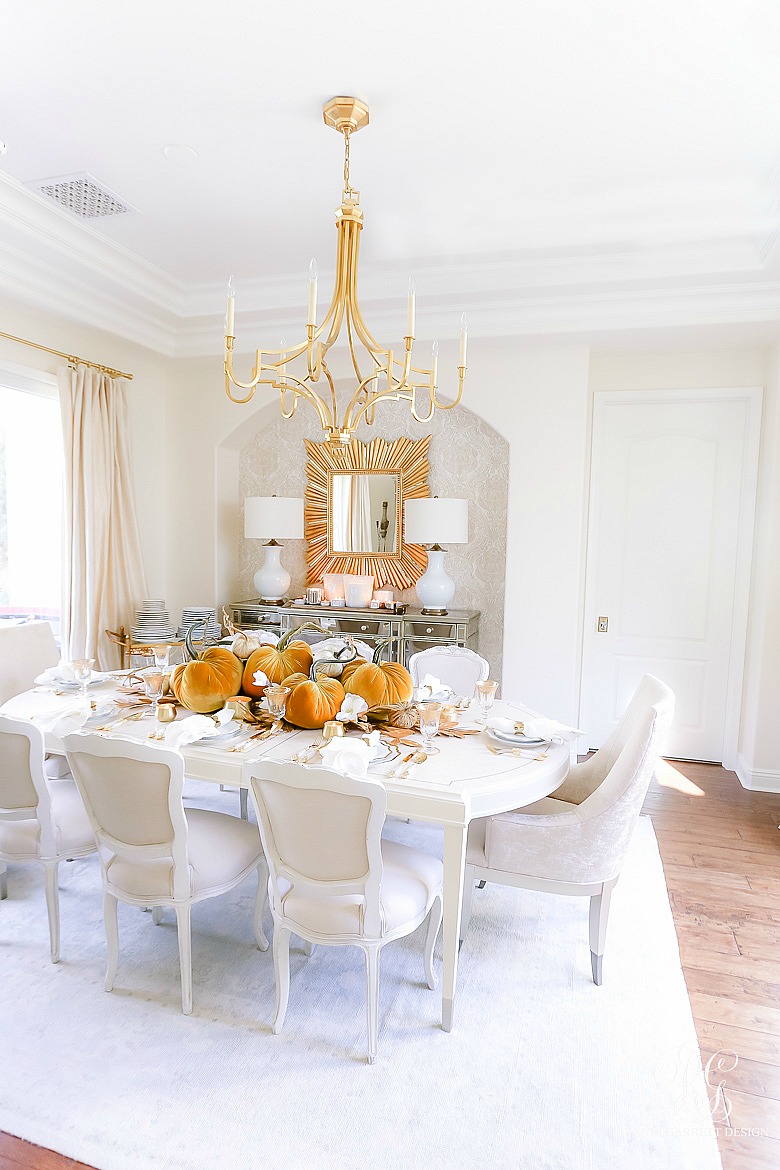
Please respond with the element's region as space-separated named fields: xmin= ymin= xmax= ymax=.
xmin=2 ymin=0 xmax=780 ymax=355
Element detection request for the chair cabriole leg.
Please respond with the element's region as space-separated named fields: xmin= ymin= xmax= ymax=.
xmin=365 ymin=945 xmax=381 ymax=1064
xmin=43 ymin=860 xmax=60 ymax=964
xmin=272 ymin=926 xmax=291 ymax=1034
xmin=104 ymin=892 xmax=119 ymax=991
xmin=254 ymin=858 xmax=269 ymax=950
xmin=589 ymin=878 xmax=616 ymax=986
xmin=175 ymin=904 xmax=193 ymax=1015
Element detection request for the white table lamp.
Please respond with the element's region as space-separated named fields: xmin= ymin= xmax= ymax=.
xmin=244 ymin=496 xmax=304 ymax=603
xmin=403 ymin=497 xmax=468 ymax=614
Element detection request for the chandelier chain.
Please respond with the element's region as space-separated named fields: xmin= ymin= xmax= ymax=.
xmin=343 ymin=129 xmax=353 ymax=196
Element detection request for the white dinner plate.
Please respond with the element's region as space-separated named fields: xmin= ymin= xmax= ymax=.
xmin=196 ymin=722 xmax=242 ymax=744
xmin=367 ymin=742 xmax=397 ymax=769
xmin=487 ymin=727 xmax=548 ymax=747
xmin=34 ymin=673 xmax=106 ymax=690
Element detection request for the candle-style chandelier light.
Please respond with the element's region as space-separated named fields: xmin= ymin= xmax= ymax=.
xmin=224 ymin=97 xmax=467 ymax=444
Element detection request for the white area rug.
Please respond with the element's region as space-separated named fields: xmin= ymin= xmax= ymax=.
xmin=0 ymin=786 xmax=721 ymax=1170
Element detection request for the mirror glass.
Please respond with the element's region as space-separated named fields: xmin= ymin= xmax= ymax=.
xmin=329 ymin=473 xmax=400 ymax=555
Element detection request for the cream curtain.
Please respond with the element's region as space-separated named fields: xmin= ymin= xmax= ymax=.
xmin=58 ymin=366 xmax=148 ymax=668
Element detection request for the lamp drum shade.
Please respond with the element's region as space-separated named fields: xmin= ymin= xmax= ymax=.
xmin=403 ymin=497 xmax=468 ymax=545
xmin=244 ymin=497 xmax=304 ymax=540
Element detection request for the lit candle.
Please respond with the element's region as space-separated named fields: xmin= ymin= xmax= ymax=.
xmin=226 ymin=274 xmax=235 ymax=336
xmin=308 ymin=258 xmax=318 ymax=325
xmin=459 ymin=312 xmax=468 ymax=367
xmin=407 ymin=276 xmax=416 ymax=337
xmin=431 ymin=340 xmax=439 ymax=386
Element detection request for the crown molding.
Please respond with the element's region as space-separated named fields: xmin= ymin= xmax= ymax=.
xmin=1 ymin=166 xmax=780 ymax=360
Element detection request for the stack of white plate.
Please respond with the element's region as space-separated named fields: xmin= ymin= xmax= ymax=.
xmin=178 ymin=606 xmax=221 ymax=641
xmin=131 ymin=599 xmax=176 ymax=641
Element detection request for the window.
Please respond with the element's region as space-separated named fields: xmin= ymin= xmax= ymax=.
xmin=0 ymin=370 xmax=62 ymax=640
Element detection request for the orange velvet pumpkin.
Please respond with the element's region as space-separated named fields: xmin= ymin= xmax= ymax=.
xmin=284 ymin=665 xmax=346 ymax=730
xmin=171 ymin=638 xmax=244 ymax=714
xmin=340 ymin=641 xmax=414 ymax=708
xmin=241 ymin=623 xmax=332 ymax=697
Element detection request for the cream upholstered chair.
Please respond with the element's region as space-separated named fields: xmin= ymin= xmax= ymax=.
xmin=0 ymin=621 xmax=71 ymax=785
xmin=249 ymin=760 xmax=443 ymax=1063
xmin=408 ymin=645 xmax=489 ymax=696
xmin=0 ymin=715 xmax=97 ymax=958
xmin=0 ymin=621 xmax=59 ymax=704
xmin=63 ymin=732 xmax=269 ymax=1015
xmin=461 ymin=675 xmax=675 ymax=986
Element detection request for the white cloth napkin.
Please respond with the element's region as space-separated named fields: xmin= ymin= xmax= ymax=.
xmin=320 ymin=737 xmax=373 ymax=777
xmin=162 ymin=708 xmax=234 ymax=750
xmin=414 ymin=674 xmax=455 ymax=702
xmin=487 ymin=710 xmax=582 ymax=743
xmin=36 ymin=696 xmax=115 ymax=738
xmin=35 ymin=661 xmax=111 ymax=687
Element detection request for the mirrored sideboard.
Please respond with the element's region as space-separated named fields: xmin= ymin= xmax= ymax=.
xmin=228 ymin=601 xmax=480 ymax=668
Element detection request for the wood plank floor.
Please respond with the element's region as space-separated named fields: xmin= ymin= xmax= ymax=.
xmin=1 ymin=760 xmax=778 ymax=1170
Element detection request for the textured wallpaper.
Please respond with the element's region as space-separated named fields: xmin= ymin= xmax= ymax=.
xmin=238 ymin=399 xmax=509 ymax=678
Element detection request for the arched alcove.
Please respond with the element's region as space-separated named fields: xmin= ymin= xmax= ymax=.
xmin=216 ymin=397 xmax=509 ymax=676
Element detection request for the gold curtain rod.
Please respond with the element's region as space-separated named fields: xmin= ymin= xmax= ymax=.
xmin=0 ymin=329 xmax=133 ymax=381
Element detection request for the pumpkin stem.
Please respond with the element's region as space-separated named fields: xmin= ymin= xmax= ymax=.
xmin=371 ymin=639 xmax=391 ymax=665
xmin=309 ymin=659 xmax=334 ymax=682
xmin=184 ymin=620 xmax=209 ymax=662
xmin=277 ymin=622 xmax=334 ymax=651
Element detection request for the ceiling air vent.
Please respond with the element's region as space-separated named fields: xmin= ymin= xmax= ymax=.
xmin=27 ymin=172 xmax=137 ymax=219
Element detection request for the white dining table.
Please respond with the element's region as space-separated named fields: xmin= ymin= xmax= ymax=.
xmin=3 ymin=684 xmax=570 ymax=1031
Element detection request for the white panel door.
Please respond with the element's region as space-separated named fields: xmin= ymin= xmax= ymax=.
xmin=580 ymin=389 xmax=761 ymax=762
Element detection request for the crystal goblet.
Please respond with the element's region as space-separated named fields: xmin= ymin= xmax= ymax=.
xmin=142 ymin=668 xmax=166 ymax=726
xmin=475 ymin=679 xmax=499 ymax=725
xmin=265 ymin=684 xmax=291 ymax=723
xmin=415 ymin=700 xmax=442 ymax=756
xmin=70 ymin=658 xmax=94 ymax=704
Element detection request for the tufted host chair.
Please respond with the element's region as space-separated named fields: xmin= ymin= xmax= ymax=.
xmin=408 ymin=645 xmax=489 ymax=697
xmin=0 ymin=715 xmax=97 ymax=958
xmin=461 ymin=675 xmax=675 ymax=986
xmin=63 ymin=732 xmax=269 ymax=1015
xmin=249 ymin=760 xmax=443 ymax=1064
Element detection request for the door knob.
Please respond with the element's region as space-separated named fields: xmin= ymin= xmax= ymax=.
xmin=597 ymin=616 xmax=609 ymax=633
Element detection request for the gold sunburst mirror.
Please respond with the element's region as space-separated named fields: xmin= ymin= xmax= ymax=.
xmin=304 ymin=435 xmax=431 ymax=590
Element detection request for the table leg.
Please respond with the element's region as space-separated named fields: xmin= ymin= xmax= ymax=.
xmin=441 ymin=823 xmax=468 ymax=1032
xmin=239 ymin=787 xmax=249 ymax=821
xmin=0 ymin=862 xmax=7 ymax=900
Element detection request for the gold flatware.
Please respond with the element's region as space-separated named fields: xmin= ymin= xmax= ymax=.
xmin=94 ymin=711 xmax=146 ymax=732
xmin=229 ymin=722 xmax=283 ymax=753
xmin=292 ymin=738 xmax=325 ymax=764
xmin=388 ymin=751 xmax=416 ymax=778
xmin=486 ymin=743 xmax=551 ymax=762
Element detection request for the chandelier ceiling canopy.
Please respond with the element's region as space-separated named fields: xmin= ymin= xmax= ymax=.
xmin=224 ymin=96 xmax=467 ymax=444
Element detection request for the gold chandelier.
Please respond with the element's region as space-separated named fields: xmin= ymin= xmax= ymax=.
xmin=224 ymin=96 xmax=467 ymax=444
